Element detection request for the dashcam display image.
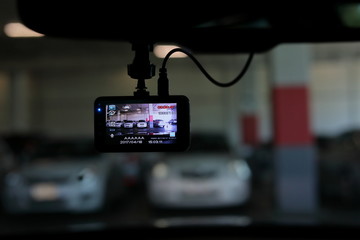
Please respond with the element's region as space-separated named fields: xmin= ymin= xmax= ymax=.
xmin=105 ymin=103 xmax=177 ymax=145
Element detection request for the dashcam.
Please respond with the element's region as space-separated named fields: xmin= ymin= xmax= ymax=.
xmin=94 ymin=95 xmax=190 ymax=152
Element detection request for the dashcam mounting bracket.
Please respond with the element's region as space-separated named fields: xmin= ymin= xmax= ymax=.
xmin=127 ymin=42 xmax=156 ymax=97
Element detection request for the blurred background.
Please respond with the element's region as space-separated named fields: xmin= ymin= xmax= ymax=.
xmin=1 ymin=0 xmax=360 ymax=235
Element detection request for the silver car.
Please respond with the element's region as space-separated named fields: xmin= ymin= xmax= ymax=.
xmin=153 ymin=119 xmax=165 ymax=128
xmin=2 ymin=138 xmax=127 ymax=214
xmin=136 ymin=120 xmax=148 ymax=128
xmin=123 ymin=120 xmax=135 ymax=128
xmin=146 ymin=133 xmax=252 ymax=209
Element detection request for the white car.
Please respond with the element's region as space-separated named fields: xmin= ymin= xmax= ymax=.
xmin=145 ymin=133 xmax=252 ymax=209
xmin=153 ymin=119 xmax=165 ymax=128
xmin=114 ymin=121 xmax=123 ymax=128
xmin=2 ymin=138 xmax=127 ymax=214
xmin=137 ymin=120 xmax=147 ymax=128
xmin=123 ymin=120 xmax=135 ymax=128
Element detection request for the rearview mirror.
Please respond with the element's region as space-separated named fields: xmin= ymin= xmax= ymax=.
xmin=16 ymin=1 xmax=360 ymax=53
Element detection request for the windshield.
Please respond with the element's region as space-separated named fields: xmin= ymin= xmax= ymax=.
xmin=2 ymin=1 xmax=360 ymax=238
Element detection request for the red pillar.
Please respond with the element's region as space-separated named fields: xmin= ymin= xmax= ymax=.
xmin=269 ymin=45 xmax=318 ymax=213
xmin=241 ymin=114 xmax=259 ymax=146
xmin=272 ymin=86 xmax=313 ymax=146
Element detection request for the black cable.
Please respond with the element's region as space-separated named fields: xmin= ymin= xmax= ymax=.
xmin=160 ymin=48 xmax=254 ymax=89
xmin=158 ymin=67 xmax=169 ymax=96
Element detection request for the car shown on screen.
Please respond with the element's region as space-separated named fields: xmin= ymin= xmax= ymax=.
xmin=136 ymin=120 xmax=148 ymax=128
xmin=153 ymin=119 xmax=165 ymax=128
xmin=123 ymin=120 xmax=135 ymax=128
xmin=145 ymin=133 xmax=252 ymax=209
xmin=106 ymin=121 xmax=115 ymax=127
xmin=1 ymin=138 xmax=127 ymax=214
xmin=114 ymin=121 xmax=123 ymax=128
xmin=168 ymin=119 xmax=177 ymax=125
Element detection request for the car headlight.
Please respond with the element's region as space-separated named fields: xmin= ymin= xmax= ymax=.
xmin=228 ymin=160 xmax=251 ymax=179
xmin=151 ymin=162 xmax=168 ymax=179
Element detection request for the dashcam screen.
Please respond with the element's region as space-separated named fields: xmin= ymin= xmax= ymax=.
xmin=105 ymin=103 xmax=178 ymax=145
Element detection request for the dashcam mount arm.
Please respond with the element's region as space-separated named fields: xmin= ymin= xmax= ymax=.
xmin=127 ymin=42 xmax=156 ymax=97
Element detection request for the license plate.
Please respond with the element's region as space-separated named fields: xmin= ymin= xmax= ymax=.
xmin=30 ymin=183 xmax=59 ymax=201
xmin=181 ymin=190 xmax=217 ymax=201
xmin=182 ymin=183 xmax=217 ymax=197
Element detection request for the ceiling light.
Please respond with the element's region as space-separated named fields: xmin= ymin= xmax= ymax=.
xmin=4 ymin=22 xmax=44 ymax=38
xmin=154 ymin=45 xmax=187 ymax=58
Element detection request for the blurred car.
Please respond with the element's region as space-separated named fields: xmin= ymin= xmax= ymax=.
xmin=1 ymin=138 xmax=126 ymax=214
xmin=317 ymin=129 xmax=360 ymax=207
xmin=106 ymin=121 xmax=115 ymax=127
xmin=0 ymin=138 xmax=16 ymax=204
xmin=0 ymin=138 xmax=16 ymax=174
xmin=114 ymin=121 xmax=123 ymax=128
xmin=106 ymin=121 xmax=123 ymax=128
xmin=145 ymin=133 xmax=252 ymax=209
xmin=137 ymin=120 xmax=148 ymax=128
xmin=123 ymin=120 xmax=135 ymax=128
xmin=168 ymin=119 xmax=177 ymax=125
xmin=153 ymin=119 xmax=165 ymax=128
